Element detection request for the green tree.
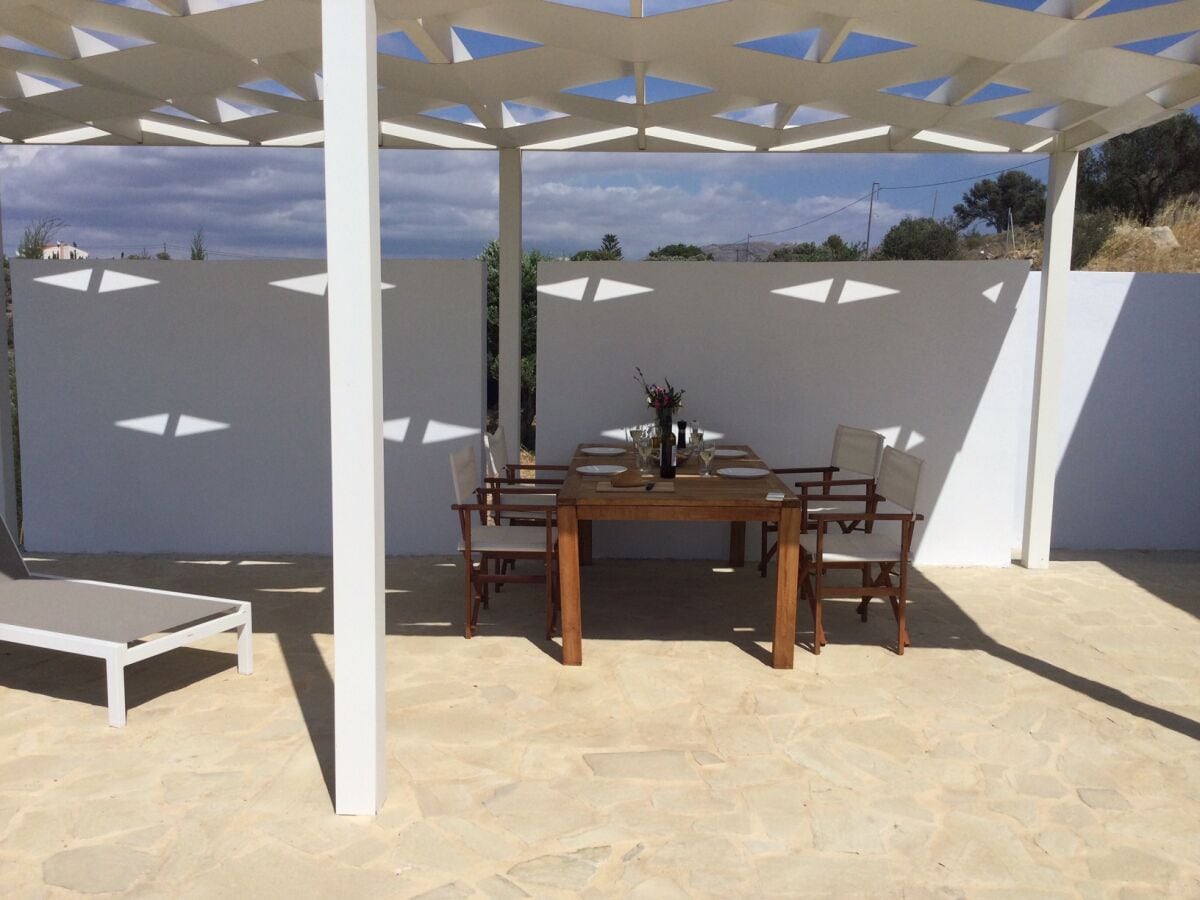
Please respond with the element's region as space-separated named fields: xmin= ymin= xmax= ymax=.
xmin=480 ymin=240 xmax=544 ymax=450
xmin=571 ymin=233 xmax=624 ymax=261
xmin=646 ymin=243 xmax=712 ymax=261
xmin=1079 ymin=113 xmax=1200 ymax=225
xmin=190 ymin=227 xmax=207 ymax=260
xmin=16 ymin=217 xmax=66 ymax=259
xmin=765 ymin=234 xmax=863 ymax=262
xmin=874 ymin=216 xmax=960 ymax=260
xmin=155 ymin=242 xmax=171 ymax=260
xmin=1071 ymin=211 xmax=1115 ymax=269
xmin=953 ymin=170 xmax=1046 ymax=232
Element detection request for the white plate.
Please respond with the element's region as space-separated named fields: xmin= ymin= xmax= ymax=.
xmin=713 ymin=448 xmax=747 ymax=459
xmin=717 ymin=467 xmax=771 ymax=479
xmin=580 ymin=446 xmax=625 ymax=456
xmin=578 ymin=464 xmax=627 ymax=476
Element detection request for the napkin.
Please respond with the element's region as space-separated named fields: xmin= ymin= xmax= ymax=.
xmin=612 ymin=468 xmax=645 ymax=487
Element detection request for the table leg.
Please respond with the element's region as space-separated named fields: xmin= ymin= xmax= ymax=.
xmin=772 ymin=506 xmax=800 ymax=669
xmin=580 ymin=520 xmax=593 ymax=566
xmin=728 ymin=521 xmax=746 ymax=567
xmin=558 ymin=505 xmax=583 ymax=665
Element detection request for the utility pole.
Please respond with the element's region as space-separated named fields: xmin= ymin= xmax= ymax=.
xmin=931 ymin=189 xmax=938 ymax=219
xmin=864 ymin=182 xmax=880 ymax=258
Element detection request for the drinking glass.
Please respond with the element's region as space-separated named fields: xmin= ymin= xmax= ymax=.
xmin=699 ymin=440 xmax=717 ymax=477
xmin=636 ymin=434 xmax=653 ymax=473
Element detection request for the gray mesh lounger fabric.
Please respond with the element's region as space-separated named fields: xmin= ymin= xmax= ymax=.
xmin=0 ymin=517 xmax=252 ymax=725
xmin=0 ymin=579 xmax=239 ymax=644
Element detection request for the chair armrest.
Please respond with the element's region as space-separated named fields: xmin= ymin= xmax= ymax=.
xmin=796 ymin=479 xmax=873 ymax=492
xmin=812 ymin=512 xmax=923 ymax=524
xmin=772 ymin=465 xmax=836 ymax=475
xmin=486 ymin=476 xmax=565 ymax=486
xmin=453 ymin=502 xmax=559 ymax=516
xmin=505 ymin=463 xmax=569 ymax=479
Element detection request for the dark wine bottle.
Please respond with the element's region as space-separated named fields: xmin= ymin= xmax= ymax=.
xmin=659 ymin=412 xmax=676 ymax=479
xmin=676 ymin=420 xmax=688 ymax=449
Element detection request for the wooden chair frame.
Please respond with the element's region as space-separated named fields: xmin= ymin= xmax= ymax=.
xmin=798 ymin=489 xmax=923 ymax=655
xmin=453 ymin=492 xmax=559 ymax=640
xmin=759 ymin=473 xmax=876 ymax=576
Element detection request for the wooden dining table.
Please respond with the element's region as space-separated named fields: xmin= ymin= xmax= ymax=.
xmin=555 ymin=442 xmax=802 ymax=668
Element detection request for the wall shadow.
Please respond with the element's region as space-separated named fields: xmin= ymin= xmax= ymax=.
xmin=1050 ymin=273 xmax=1200 ymax=553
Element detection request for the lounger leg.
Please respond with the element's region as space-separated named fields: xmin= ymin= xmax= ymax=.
xmin=105 ymin=650 xmax=127 ymax=728
xmin=236 ymin=612 xmax=254 ymax=675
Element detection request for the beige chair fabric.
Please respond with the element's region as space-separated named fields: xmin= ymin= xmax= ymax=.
xmin=450 ymin=443 xmax=480 ymax=506
xmin=484 ymin=425 xmax=510 ymax=479
xmin=799 ymin=446 xmax=925 ymax=656
xmin=830 ymin=425 xmax=885 ymax=481
xmin=877 ymin=446 xmax=923 ymax=511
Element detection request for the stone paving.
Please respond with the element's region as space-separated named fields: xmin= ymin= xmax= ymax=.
xmin=0 ymin=550 xmax=1197 ymax=897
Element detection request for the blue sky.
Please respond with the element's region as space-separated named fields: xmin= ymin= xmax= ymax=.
xmin=0 ymin=145 xmax=1064 ymax=261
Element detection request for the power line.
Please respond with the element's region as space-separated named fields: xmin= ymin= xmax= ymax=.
xmin=734 ymin=155 xmax=1047 ymax=245
xmin=746 ymin=190 xmax=876 ymax=240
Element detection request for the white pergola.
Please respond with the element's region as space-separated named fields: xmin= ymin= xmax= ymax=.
xmin=1 ymin=0 xmax=1197 ymax=814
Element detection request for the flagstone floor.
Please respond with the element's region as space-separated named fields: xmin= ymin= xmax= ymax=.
xmin=0 ymin=550 xmax=1197 ymax=898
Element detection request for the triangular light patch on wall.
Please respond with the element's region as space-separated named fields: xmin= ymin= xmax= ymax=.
xmin=838 ymin=280 xmax=899 ymax=303
xmin=383 ymin=417 xmax=411 ymax=442
xmin=593 ymin=279 xmax=653 ymax=301
xmin=98 ymin=270 xmax=159 ymax=293
xmin=175 ymin=415 xmax=230 ymax=437
xmin=34 ymin=269 xmax=93 ymax=291
xmin=771 ymin=279 xmax=833 ymax=303
xmin=537 ymin=277 xmax=589 ymax=300
xmin=422 ymin=420 xmax=481 ymax=444
xmin=115 ymin=413 xmax=170 ymax=435
xmin=270 ymin=273 xmax=329 ymax=296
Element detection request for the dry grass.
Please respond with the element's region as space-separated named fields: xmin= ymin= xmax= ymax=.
xmin=1086 ymin=195 xmax=1200 ymax=273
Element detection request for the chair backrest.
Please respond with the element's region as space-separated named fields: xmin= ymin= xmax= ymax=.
xmin=876 ymin=446 xmax=923 ymax=511
xmin=449 ymin=443 xmax=480 ymax=506
xmin=0 ymin=516 xmax=30 ymax=581
xmin=831 ymin=425 xmax=885 ymax=478
xmin=484 ymin=425 xmax=509 ymax=479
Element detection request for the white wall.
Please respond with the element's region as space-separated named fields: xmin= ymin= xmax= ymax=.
xmin=536 ymin=260 xmax=1031 ymax=566
xmin=1010 ymin=271 xmax=1200 ymax=550
xmin=537 ymin=263 xmax=1200 ymax=564
xmin=13 ymin=259 xmax=484 ymax=555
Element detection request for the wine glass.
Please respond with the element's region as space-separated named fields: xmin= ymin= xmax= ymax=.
xmin=699 ymin=439 xmax=717 ymax=477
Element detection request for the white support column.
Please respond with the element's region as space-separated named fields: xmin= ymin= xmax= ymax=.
xmin=1021 ymin=150 xmax=1078 ymax=569
xmin=321 ymin=0 xmax=386 ymax=814
xmin=498 ymin=148 xmax=523 ymax=460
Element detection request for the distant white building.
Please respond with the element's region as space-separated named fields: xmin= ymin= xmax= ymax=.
xmin=42 ymin=242 xmax=89 ymax=261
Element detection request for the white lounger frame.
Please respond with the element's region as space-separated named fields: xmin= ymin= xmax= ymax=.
xmin=0 ymin=575 xmax=252 ymax=727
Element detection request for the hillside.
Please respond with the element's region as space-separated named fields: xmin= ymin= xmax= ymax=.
xmin=1085 ymin=197 xmax=1200 ymax=273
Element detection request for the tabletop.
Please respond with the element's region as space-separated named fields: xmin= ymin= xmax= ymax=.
xmin=557 ymin=443 xmax=796 ymax=511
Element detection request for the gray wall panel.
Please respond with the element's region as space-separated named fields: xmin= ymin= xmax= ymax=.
xmin=13 ymin=259 xmax=483 ymax=555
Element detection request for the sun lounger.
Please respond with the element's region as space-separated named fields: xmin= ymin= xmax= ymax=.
xmin=0 ymin=519 xmax=251 ymax=726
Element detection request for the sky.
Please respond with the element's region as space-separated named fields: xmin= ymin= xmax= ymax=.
xmin=0 ymin=144 xmax=1064 ymax=261
xmin=6 ymin=0 xmax=1192 ymax=260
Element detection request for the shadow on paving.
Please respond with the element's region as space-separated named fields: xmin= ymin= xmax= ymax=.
xmin=3 ymin=552 xmax=1197 ymax=813
xmin=1051 ymin=549 xmax=1200 ymax=623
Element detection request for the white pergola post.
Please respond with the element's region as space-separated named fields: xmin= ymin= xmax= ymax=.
xmin=321 ymin=0 xmax=386 ymax=814
xmin=498 ymin=148 xmax=523 ymax=457
xmin=1021 ymin=150 xmax=1078 ymax=569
